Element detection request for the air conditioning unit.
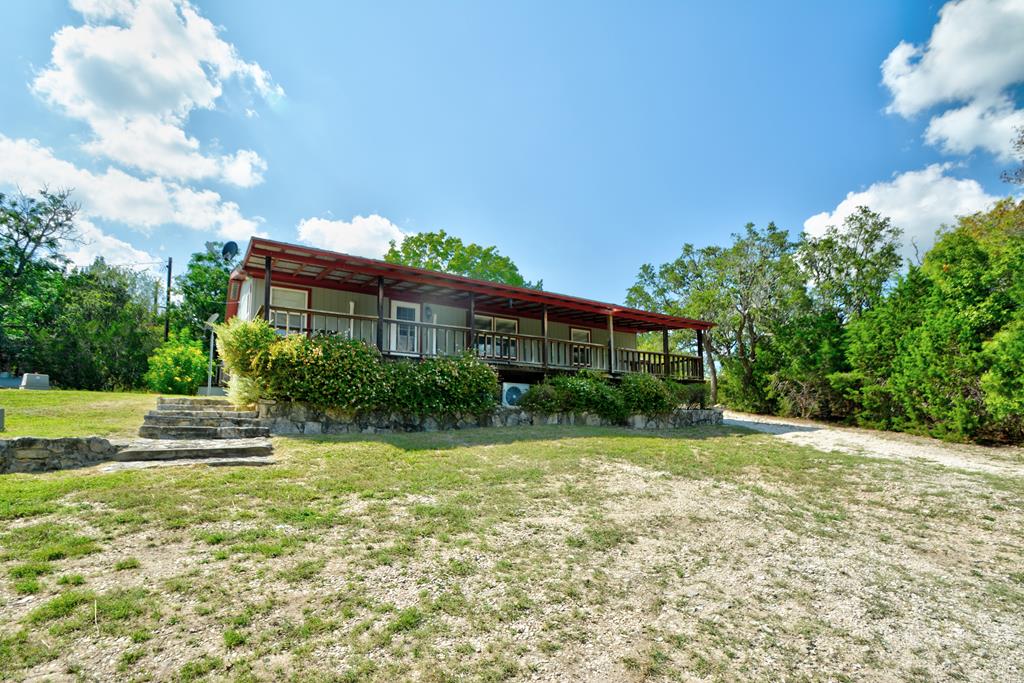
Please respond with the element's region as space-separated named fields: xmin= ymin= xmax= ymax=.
xmin=501 ymin=382 xmax=531 ymax=407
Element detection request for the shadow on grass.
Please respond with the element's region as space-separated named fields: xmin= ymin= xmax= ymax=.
xmin=279 ymin=423 xmax=766 ymax=452
xmin=721 ymin=417 xmax=821 ymax=436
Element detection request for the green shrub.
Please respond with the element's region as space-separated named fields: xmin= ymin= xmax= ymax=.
xmin=667 ymin=381 xmax=709 ymax=409
xmin=255 ymin=335 xmax=389 ymax=413
xmin=214 ymin=318 xmax=277 ymax=378
xmin=619 ymin=374 xmax=674 ymax=415
xmin=519 ymin=383 xmax=561 ymax=414
xmin=548 ymin=371 xmax=626 ymax=423
xmin=218 ymin=325 xmax=499 ymax=418
xmin=143 ymin=333 xmax=208 ymax=395
xmin=226 ymin=374 xmax=261 ymax=407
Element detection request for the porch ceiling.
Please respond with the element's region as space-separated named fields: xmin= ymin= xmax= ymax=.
xmin=237 ymin=238 xmax=714 ymax=333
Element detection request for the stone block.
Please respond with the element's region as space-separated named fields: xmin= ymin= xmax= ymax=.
xmin=20 ymin=373 xmax=50 ymax=390
xmin=303 ymin=421 xmax=322 ymax=435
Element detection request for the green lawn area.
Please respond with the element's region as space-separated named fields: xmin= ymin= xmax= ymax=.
xmin=0 ymin=390 xmax=161 ymax=439
xmin=1 ymin=392 xmax=1022 ymax=681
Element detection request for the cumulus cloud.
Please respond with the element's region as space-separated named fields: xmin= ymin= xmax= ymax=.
xmin=33 ymin=0 xmax=282 ymax=185
xmin=0 ymin=134 xmax=264 ymax=240
xmin=881 ymin=0 xmax=1024 ymax=159
xmin=66 ymin=219 xmax=158 ymax=268
xmin=296 ymin=215 xmax=406 ymax=258
xmin=804 ymin=164 xmax=998 ymax=260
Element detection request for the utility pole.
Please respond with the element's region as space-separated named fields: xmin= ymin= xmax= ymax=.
xmin=164 ymin=257 xmax=172 ymax=341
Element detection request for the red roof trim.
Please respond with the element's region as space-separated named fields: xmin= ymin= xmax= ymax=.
xmin=242 ymin=237 xmax=715 ymax=331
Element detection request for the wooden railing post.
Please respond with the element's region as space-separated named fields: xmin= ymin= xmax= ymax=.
xmin=696 ymin=329 xmax=705 ymax=381
xmin=607 ymin=313 xmax=616 ymax=374
xmin=541 ymin=305 xmax=549 ymax=370
xmin=468 ymin=293 xmax=476 ymax=356
xmin=376 ymin=276 xmax=385 ymax=352
xmin=662 ymin=327 xmax=670 ymax=378
xmin=262 ymin=255 xmax=272 ymax=322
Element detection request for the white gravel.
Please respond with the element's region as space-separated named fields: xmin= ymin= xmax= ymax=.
xmin=723 ymin=410 xmax=1024 ymax=477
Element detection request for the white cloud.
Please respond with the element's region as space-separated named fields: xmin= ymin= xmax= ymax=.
xmin=881 ymin=0 xmax=1024 ymax=158
xmin=66 ymin=219 xmax=157 ymax=268
xmin=804 ymin=164 xmax=998 ymax=260
xmin=296 ymin=215 xmax=406 ymax=258
xmin=0 ymin=134 xmax=263 ymax=240
xmin=33 ymin=0 xmax=282 ymax=186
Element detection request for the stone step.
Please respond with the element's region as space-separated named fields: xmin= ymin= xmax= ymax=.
xmin=157 ymin=397 xmax=235 ymax=409
xmin=137 ymin=425 xmax=270 ymax=440
xmin=143 ymin=413 xmax=261 ymax=428
xmin=114 ymin=438 xmax=273 ymax=462
xmin=149 ymin=409 xmax=259 ymax=420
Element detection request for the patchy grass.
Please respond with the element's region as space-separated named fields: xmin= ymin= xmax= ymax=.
xmin=0 ymin=420 xmax=1022 ymax=680
xmin=0 ymin=389 xmax=164 ymax=438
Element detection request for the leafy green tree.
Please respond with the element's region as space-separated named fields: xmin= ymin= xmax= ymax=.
xmin=144 ymin=332 xmax=208 ymax=395
xmin=799 ymin=206 xmax=903 ymax=321
xmin=0 ymin=188 xmax=80 ymax=372
xmin=173 ymin=242 xmax=236 ymax=338
xmin=1002 ymin=125 xmax=1024 ymax=185
xmin=385 ymin=230 xmax=541 ymax=288
xmin=32 ymin=259 xmax=162 ymax=390
xmin=628 ymin=222 xmax=804 ymax=408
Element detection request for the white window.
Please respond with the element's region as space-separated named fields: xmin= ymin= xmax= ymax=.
xmin=390 ymin=300 xmax=421 ymax=354
xmin=570 ymin=328 xmax=593 ymax=367
xmin=474 ymin=315 xmax=518 ymax=360
xmin=270 ymin=286 xmax=308 ymax=334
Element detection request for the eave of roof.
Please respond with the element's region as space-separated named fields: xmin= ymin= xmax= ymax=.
xmin=238 ymin=237 xmax=715 ymax=332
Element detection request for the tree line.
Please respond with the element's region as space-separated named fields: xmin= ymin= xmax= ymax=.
xmin=0 ymin=188 xmax=234 ymax=391
xmin=628 ymin=199 xmax=1024 ymax=443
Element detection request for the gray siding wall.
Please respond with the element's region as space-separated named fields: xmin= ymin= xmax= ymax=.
xmin=241 ymin=278 xmax=639 ymax=349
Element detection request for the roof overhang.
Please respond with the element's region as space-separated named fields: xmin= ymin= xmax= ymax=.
xmin=238 ymin=238 xmax=715 ymax=333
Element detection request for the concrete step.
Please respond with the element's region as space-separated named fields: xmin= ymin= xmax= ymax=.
xmin=115 ymin=438 xmax=273 ymax=462
xmin=149 ymin=409 xmax=258 ymax=420
xmin=137 ymin=425 xmax=270 ymax=440
xmin=143 ymin=413 xmax=261 ymax=428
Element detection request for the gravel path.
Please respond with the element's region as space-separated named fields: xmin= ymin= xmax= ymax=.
xmin=723 ymin=410 xmax=1024 ymax=477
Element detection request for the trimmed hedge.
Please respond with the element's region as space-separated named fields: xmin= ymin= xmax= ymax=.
xmin=520 ymin=371 xmax=707 ymax=423
xmin=216 ymin=319 xmax=498 ymax=418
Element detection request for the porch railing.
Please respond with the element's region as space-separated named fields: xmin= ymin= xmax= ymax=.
xmin=255 ymin=305 xmax=701 ymax=380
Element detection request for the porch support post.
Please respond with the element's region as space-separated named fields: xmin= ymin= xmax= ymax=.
xmin=607 ymin=313 xmax=616 ymax=374
xmin=541 ymin=305 xmax=549 ymax=370
xmin=262 ymin=255 xmax=272 ymax=321
xmin=376 ymin=276 xmax=385 ymax=352
xmin=468 ymin=293 xmax=476 ymax=355
xmin=696 ymin=329 xmax=705 ymax=381
xmin=662 ymin=326 xmax=670 ymax=378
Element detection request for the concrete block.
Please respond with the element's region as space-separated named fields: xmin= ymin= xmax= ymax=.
xmin=20 ymin=373 xmax=50 ymax=390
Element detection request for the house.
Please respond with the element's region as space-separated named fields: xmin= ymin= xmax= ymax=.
xmin=225 ymin=238 xmax=713 ymax=384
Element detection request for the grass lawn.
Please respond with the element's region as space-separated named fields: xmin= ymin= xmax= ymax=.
xmin=1 ymin=395 xmax=1023 ymax=680
xmin=0 ymin=390 xmax=161 ymax=439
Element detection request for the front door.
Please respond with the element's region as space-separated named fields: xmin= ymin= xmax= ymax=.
xmin=389 ymin=300 xmax=420 ymax=354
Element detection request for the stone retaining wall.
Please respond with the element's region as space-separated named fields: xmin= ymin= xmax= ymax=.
xmin=0 ymin=437 xmax=125 ymax=474
xmin=257 ymin=401 xmax=723 ymax=435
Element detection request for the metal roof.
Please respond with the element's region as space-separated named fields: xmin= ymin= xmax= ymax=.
xmin=236 ymin=237 xmax=714 ymax=333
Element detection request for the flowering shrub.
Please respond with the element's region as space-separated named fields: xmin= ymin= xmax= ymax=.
xmin=216 ymin=320 xmax=498 ymax=416
xmin=144 ymin=332 xmax=208 ymax=395
xmin=520 ymin=371 xmax=708 ymax=422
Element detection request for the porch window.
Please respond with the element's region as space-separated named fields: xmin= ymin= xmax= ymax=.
xmin=270 ymin=286 xmax=308 ymax=335
xmin=570 ymin=328 xmax=592 ymax=367
xmin=474 ymin=315 xmax=518 ymax=360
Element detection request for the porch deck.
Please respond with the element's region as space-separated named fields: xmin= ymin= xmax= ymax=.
xmin=257 ymin=304 xmax=704 ymax=381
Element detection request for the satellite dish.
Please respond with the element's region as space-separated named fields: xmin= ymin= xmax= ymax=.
xmin=221 ymin=241 xmax=239 ymax=261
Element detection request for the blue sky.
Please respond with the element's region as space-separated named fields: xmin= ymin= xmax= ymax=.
xmin=1 ymin=0 xmax=1021 ymax=302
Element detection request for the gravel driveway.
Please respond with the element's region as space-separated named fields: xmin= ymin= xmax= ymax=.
xmin=723 ymin=410 xmax=1024 ymax=477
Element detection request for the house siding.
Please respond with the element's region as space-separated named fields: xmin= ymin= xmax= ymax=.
xmin=240 ymin=279 xmax=638 ymax=349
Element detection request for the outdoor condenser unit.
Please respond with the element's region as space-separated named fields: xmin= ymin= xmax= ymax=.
xmin=501 ymin=382 xmax=531 ymax=407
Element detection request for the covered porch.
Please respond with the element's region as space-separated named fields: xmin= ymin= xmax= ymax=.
xmin=229 ymin=238 xmax=712 ymax=381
